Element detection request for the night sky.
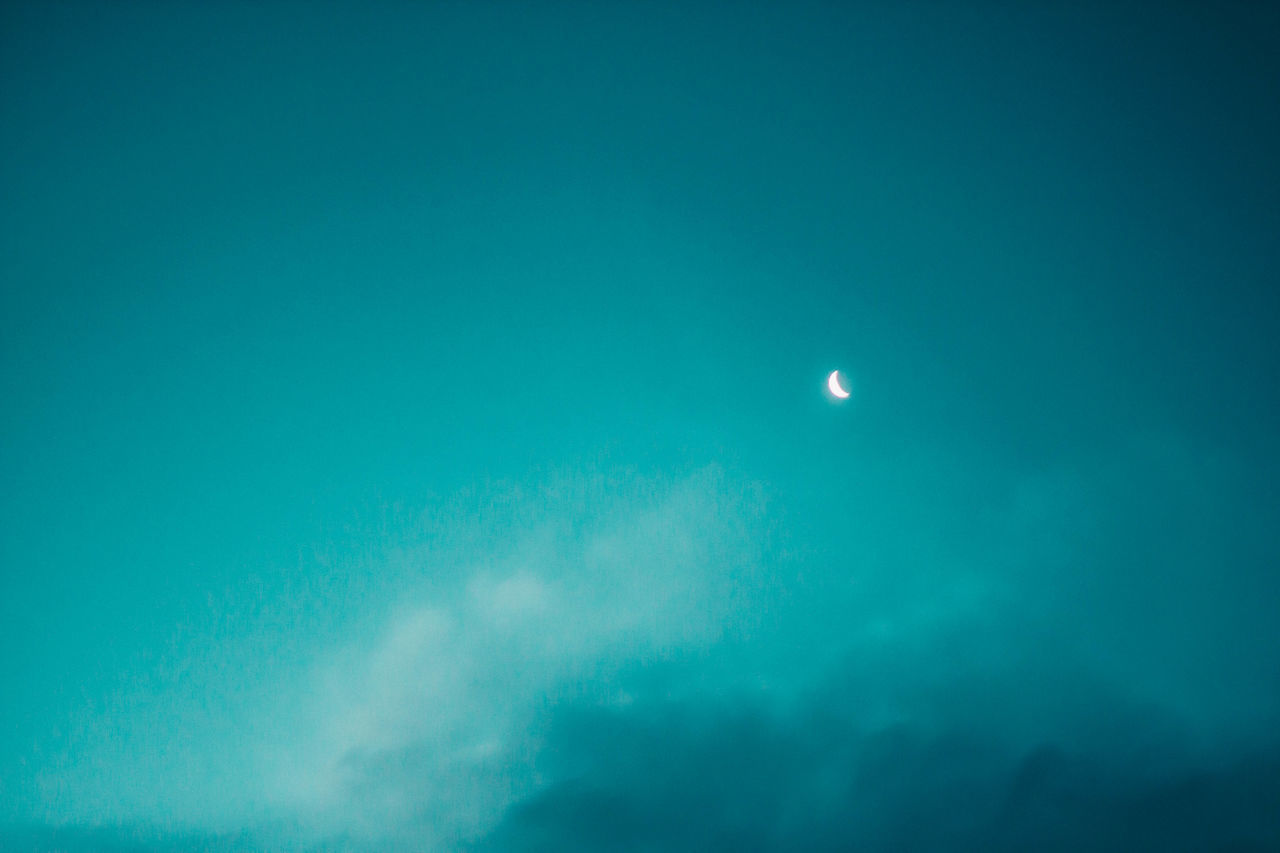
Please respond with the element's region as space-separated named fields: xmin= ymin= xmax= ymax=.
xmin=2 ymin=2 xmax=1279 ymax=850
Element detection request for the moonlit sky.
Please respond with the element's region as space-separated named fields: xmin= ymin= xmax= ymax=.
xmin=2 ymin=2 xmax=1279 ymax=850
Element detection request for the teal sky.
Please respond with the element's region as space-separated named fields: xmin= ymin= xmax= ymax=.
xmin=3 ymin=3 xmax=1279 ymax=849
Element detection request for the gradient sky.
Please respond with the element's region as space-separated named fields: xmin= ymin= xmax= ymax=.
xmin=2 ymin=2 xmax=1279 ymax=850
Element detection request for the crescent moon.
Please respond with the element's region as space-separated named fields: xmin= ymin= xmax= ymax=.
xmin=827 ymin=370 xmax=850 ymax=399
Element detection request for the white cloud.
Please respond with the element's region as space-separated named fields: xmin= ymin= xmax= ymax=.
xmin=272 ymin=464 xmax=770 ymax=847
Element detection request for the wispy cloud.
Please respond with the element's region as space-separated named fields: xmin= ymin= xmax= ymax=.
xmin=269 ymin=465 xmax=772 ymax=847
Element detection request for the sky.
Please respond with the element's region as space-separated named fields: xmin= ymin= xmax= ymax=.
xmin=2 ymin=1 xmax=1279 ymax=850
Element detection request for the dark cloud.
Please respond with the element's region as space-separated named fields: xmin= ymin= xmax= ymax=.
xmin=480 ymin=669 xmax=1280 ymax=853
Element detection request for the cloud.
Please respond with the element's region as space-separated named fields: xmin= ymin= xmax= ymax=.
xmin=267 ymin=464 xmax=773 ymax=848
xmin=23 ymin=435 xmax=1280 ymax=851
xmin=480 ymin=661 xmax=1280 ymax=852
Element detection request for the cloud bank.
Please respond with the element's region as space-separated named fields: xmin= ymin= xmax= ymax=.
xmin=16 ymin=436 xmax=1280 ymax=851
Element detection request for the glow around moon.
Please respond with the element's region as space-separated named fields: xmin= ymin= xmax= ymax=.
xmin=827 ymin=370 xmax=850 ymax=399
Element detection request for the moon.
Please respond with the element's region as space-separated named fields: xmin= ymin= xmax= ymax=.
xmin=827 ymin=370 xmax=851 ymax=399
